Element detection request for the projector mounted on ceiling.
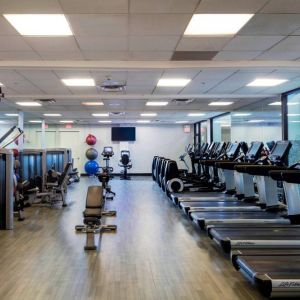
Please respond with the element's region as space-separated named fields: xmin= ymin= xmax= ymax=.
xmin=99 ymin=78 xmax=126 ymax=92
xmin=171 ymin=98 xmax=195 ymax=104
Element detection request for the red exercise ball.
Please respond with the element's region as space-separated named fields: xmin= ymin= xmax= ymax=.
xmin=86 ymin=134 xmax=97 ymax=146
xmin=12 ymin=149 xmax=19 ymax=157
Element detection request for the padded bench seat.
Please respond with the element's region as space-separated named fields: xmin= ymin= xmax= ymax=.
xmin=84 ymin=208 xmax=102 ymax=217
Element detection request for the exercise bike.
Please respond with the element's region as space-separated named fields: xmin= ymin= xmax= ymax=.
xmin=119 ymin=150 xmax=132 ymax=180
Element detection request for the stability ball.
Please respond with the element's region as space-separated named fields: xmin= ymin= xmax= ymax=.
xmin=84 ymin=160 xmax=99 ymax=175
xmin=86 ymin=148 xmax=98 ymax=160
xmin=86 ymin=134 xmax=97 ymax=146
xmin=12 ymin=148 xmax=19 ymax=157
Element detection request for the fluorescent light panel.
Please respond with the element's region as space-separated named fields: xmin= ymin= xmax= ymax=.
xmin=16 ymin=102 xmax=41 ymax=107
xmin=157 ymin=78 xmax=191 ymax=87
xmin=248 ymin=119 xmax=264 ymax=123
xmin=0 ymin=82 xmax=4 ymax=86
xmin=176 ymin=121 xmax=188 ymax=124
xmin=4 ymin=14 xmax=72 ymax=36
xmin=140 ymin=113 xmax=157 ymax=117
xmin=5 ymin=113 xmax=18 ymax=117
xmin=98 ymin=120 xmax=111 ymax=123
xmin=247 ymin=78 xmax=288 ymax=87
xmin=82 ymin=102 xmax=104 ymax=106
xmin=188 ymin=113 xmax=206 ymax=117
xmin=29 ymin=120 xmax=42 ymax=123
xmin=60 ymin=120 xmax=73 ymax=123
xmin=43 ymin=113 xmax=62 ymax=117
xmin=209 ymin=102 xmax=233 ymax=106
xmin=288 ymin=114 xmax=300 ymax=117
xmin=184 ymin=14 xmax=253 ymax=36
xmin=146 ymin=101 xmax=168 ymax=106
xmin=137 ymin=120 xmax=150 ymax=123
xmin=92 ymin=113 xmax=109 ymax=117
xmin=269 ymin=101 xmax=281 ymax=106
xmin=233 ymin=113 xmax=252 ymax=117
xmin=62 ymin=78 xmax=95 ymax=87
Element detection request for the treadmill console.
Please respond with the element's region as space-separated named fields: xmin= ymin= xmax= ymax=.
xmin=269 ymin=141 xmax=292 ymax=164
xmin=245 ymin=142 xmax=264 ymax=162
xmin=227 ymin=143 xmax=240 ymax=160
xmin=102 ymin=146 xmax=114 ymax=158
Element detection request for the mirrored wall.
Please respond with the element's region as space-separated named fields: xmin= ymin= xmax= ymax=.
xmin=212 ymin=114 xmax=231 ymax=142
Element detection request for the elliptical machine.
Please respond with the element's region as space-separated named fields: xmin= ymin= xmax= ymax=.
xmin=119 ymin=150 xmax=132 ymax=180
xmin=97 ymin=146 xmax=115 ymax=200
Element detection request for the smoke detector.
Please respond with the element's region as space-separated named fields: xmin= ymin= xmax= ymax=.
xmin=171 ymin=98 xmax=195 ymax=104
xmin=99 ymin=78 xmax=126 ymax=92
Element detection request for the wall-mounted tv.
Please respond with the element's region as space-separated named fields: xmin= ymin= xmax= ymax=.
xmin=111 ymin=127 xmax=136 ymax=141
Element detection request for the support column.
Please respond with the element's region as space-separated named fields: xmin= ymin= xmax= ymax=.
xmin=17 ymin=112 xmax=24 ymax=151
xmin=41 ymin=120 xmax=46 ymax=149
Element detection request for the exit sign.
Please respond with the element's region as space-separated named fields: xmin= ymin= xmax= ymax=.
xmin=65 ymin=124 xmax=72 ymax=129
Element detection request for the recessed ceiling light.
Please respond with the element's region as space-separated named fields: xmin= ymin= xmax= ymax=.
xmin=98 ymin=120 xmax=112 ymax=123
xmin=221 ymin=124 xmax=231 ymax=127
xmin=109 ymin=103 xmax=121 ymax=107
xmin=137 ymin=120 xmax=150 ymax=123
xmin=4 ymin=14 xmax=73 ymax=36
xmin=140 ymin=113 xmax=157 ymax=117
xmin=288 ymin=102 xmax=300 ymax=106
xmin=43 ymin=113 xmax=62 ymax=117
xmin=269 ymin=101 xmax=281 ymax=106
xmin=175 ymin=121 xmax=189 ymax=124
xmin=248 ymin=119 xmax=264 ymax=123
xmin=146 ymin=101 xmax=168 ymax=106
xmin=247 ymin=78 xmax=288 ymax=87
xmin=92 ymin=113 xmax=109 ymax=117
xmin=215 ymin=120 xmax=229 ymax=124
xmin=290 ymin=120 xmax=300 ymax=123
xmin=0 ymin=82 xmax=4 ymax=86
xmin=62 ymin=78 xmax=95 ymax=87
xmin=157 ymin=78 xmax=191 ymax=87
xmin=16 ymin=102 xmax=41 ymax=107
xmin=60 ymin=120 xmax=73 ymax=123
xmin=288 ymin=114 xmax=300 ymax=117
xmin=0 ymin=120 xmax=6 ymax=124
xmin=5 ymin=113 xmax=18 ymax=117
xmin=29 ymin=120 xmax=42 ymax=123
xmin=233 ymin=113 xmax=252 ymax=117
xmin=209 ymin=102 xmax=233 ymax=106
xmin=82 ymin=102 xmax=104 ymax=106
xmin=184 ymin=14 xmax=253 ymax=36
xmin=188 ymin=113 xmax=206 ymax=117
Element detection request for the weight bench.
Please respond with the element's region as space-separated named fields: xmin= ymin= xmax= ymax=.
xmin=34 ymin=162 xmax=72 ymax=207
xmin=75 ymin=186 xmax=117 ymax=250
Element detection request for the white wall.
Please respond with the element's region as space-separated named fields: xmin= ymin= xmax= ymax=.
xmin=231 ymin=125 xmax=282 ymax=143
xmin=23 ymin=124 xmax=193 ymax=174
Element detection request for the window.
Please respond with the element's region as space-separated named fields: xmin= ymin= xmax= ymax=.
xmin=213 ymin=114 xmax=231 ymax=142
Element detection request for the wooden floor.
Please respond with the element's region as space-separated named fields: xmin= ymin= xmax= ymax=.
xmin=0 ymin=177 xmax=263 ymax=300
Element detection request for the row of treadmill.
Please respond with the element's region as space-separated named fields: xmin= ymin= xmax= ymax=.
xmin=152 ymin=140 xmax=300 ymax=298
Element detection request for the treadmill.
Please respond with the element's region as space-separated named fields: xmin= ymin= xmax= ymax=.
xmin=179 ymin=142 xmax=264 ymax=215
xmin=170 ymin=142 xmax=242 ymax=205
xmin=189 ymin=141 xmax=292 ymax=230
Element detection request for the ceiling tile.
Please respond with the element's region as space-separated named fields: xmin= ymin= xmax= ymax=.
xmin=129 ymin=14 xmax=191 ymax=35
xmin=38 ymin=51 xmax=84 ymax=60
xmin=195 ymin=0 xmax=268 ymax=13
xmin=0 ymin=36 xmax=32 ymax=51
xmin=260 ymin=0 xmax=300 ymax=13
xmin=91 ymin=71 xmax=127 ymax=82
xmin=176 ymin=37 xmax=232 ymax=51
xmin=129 ymin=51 xmax=173 ymax=60
xmin=125 ymin=86 xmax=154 ymax=93
xmin=76 ymin=36 xmax=128 ymax=51
xmin=129 ymin=36 xmax=180 ymax=51
xmin=239 ymin=14 xmax=300 ymax=35
xmin=130 ymin=0 xmax=198 ymax=13
xmin=213 ymin=51 xmax=262 ymax=60
xmin=5 ymin=80 xmax=45 ymax=94
xmin=223 ymin=36 xmax=284 ymax=51
xmin=54 ymin=70 xmax=91 ymax=79
xmin=0 ymin=51 xmax=40 ymax=60
xmin=59 ymin=0 xmax=128 ymax=13
xmin=265 ymin=36 xmax=300 ymax=52
xmin=67 ymin=14 xmax=128 ymax=36
xmin=0 ymin=0 xmax=63 ymax=13
xmin=255 ymin=50 xmax=300 ymax=60
xmin=127 ymin=71 xmax=162 ymax=85
xmin=82 ymin=51 xmax=129 ymax=60
xmin=68 ymin=87 xmax=98 ymax=95
xmin=162 ymin=69 xmax=200 ymax=78
xmin=194 ymin=69 xmax=237 ymax=80
xmin=181 ymin=80 xmax=222 ymax=93
xmin=17 ymin=70 xmax=57 ymax=81
xmin=0 ymin=16 xmax=19 ymax=35
xmin=25 ymin=37 xmax=79 ymax=52
xmin=172 ymin=51 xmax=218 ymax=60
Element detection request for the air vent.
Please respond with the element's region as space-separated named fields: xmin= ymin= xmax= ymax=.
xmin=171 ymin=98 xmax=195 ymax=104
xmin=35 ymin=98 xmax=56 ymax=104
xmin=99 ymin=78 xmax=126 ymax=92
xmin=109 ymin=112 xmax=125 ymax=116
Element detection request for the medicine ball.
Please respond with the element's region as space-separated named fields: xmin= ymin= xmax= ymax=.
xmin=84 ymin=160 xmax=99 ymax=175
xmin=86 ymin=134 xmax=97 ymax=146
xmin=86 ymin=148 xmax=98 ymax=160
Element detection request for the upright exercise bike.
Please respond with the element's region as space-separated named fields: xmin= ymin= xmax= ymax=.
xmin=119 ymin=150 xmax=132 ymax=180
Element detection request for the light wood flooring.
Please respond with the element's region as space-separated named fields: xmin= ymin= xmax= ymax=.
xmin=0 ymin=177 xmax=264 ymax=300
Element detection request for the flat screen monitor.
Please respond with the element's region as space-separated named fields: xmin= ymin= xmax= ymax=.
xmin=248 ymin=142 xmax=262 ymax=156
xmin=111 ymin=127 xmax=136 ymax=141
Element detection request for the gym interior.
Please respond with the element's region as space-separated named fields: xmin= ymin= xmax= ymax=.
xmin=1 ymin=1 xmax=300 ymax=299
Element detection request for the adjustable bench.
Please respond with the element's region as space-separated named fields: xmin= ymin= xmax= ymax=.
xmin=75 ymin=185 xmax=117 ymax=250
